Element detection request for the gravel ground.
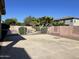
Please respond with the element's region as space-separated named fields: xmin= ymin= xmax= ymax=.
xmin=0 ymin=34 xmax=79 ymax=59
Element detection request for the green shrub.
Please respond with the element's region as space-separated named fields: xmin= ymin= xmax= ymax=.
xmin=19 ymin=27 xmax=27 ymax=35
xmin=52 ymin=22 xmax=65 ymax=26
xmin=35 ymin=26 xmax=40 ymax=31
xmin=32 ymin=26 xmax=40 ymax=31
xmin=41 ymin=27 xmax=47 ymax=33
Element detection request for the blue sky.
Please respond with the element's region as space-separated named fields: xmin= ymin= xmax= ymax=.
xmin=2 ymin=0 xmax=79 ymax=22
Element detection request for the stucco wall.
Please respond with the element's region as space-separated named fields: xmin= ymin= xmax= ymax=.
xmin=7 ymin=26 xmax=36 ymax=34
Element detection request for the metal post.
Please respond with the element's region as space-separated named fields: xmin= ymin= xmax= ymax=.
xmin=0 ymin=15 xmax=1 ymax=39
xmin=0 ymin=12 xmax=1 ymax=38
xmin=0 ymin=13 xmax=2 ymax=49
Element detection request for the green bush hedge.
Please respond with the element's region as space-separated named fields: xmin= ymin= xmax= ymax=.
xmin=41 ymin=27 xmax=47 ymax=33
xmin=52 ymin=22 xmax=65 ymax=26
xmin=33 ymin=26 xmax=48 ymax=33
xmin=35 ymin=26 xmax=40 ymax=31
xmin=19 ymin=27 xmax=27 ymax=35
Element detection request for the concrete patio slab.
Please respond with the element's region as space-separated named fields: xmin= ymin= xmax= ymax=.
xmin=0 ymin=34 xmax=79 ymax=59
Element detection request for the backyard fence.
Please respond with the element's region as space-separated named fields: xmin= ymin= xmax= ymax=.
xmin=7 ymin=26 xmax=79 ymax=39
xmin=47 ymin=26 xmax=79 ymax=39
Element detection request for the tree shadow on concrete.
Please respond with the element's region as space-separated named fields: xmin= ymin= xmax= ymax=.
xmin=0 ymin=34 xmax=31 ymax=59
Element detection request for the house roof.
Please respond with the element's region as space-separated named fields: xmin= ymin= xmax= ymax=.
xmin=0 ymin=0 xmax=6 ymax=15
xmin=54 ymin=17 xmax=79 ymax=21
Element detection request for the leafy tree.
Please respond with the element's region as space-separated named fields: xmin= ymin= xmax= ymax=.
xmin=16 ymin=22 xmax=24 ymax=26
xmin=39 ymin=16 xmax=53 ymax=26
xmin=5 ymin=18 xmax=17 ymax=25
xmin=24 ymin=16 xmax=40 ymax=26
xmin=24 ymin=16 xmax=33 ymax=26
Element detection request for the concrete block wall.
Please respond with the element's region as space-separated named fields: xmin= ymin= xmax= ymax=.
xmin=59 ymin=26 xmax=72 ymax=37
xmin=48 ymin=26 xmax=79 ymax=39
xmin=71 ymin=26 xmax=79 ymax=38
